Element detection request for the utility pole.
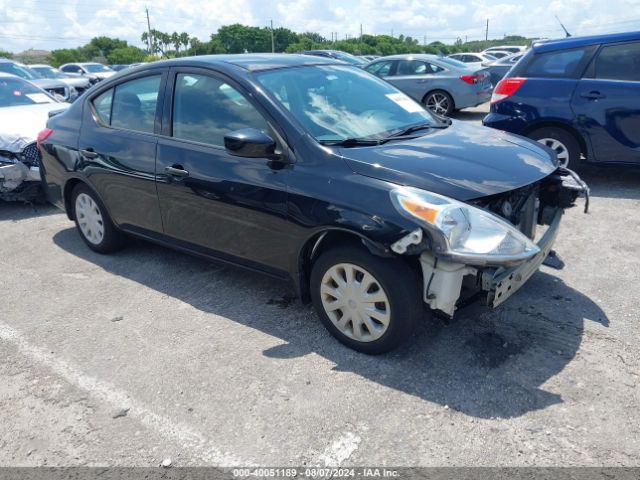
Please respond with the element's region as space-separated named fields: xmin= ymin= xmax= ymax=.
xmin=391 ymin=28 xmax=394 ymax=38
xmin=485 ymin=18 xmax=489 ymax=41
xmin=270 ymin=19 xmax=275 ymax=53
xmin=423 ymin=35 xmax=426 ymax=46
xmin=360 ymin=23 xmax=363 ymax=41
xmin=145 ymin=6 xmax=152 ymax=53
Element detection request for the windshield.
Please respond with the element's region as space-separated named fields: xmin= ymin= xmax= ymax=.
xmin=256 ymin=65 xmax=437 ymax=142
xmin=331 ymin=52 xmax=367 ymax=66
xmin=84 ymin=63 xmax=112 ymax=73
xmin=0 ymin=62 xmax=41 ymax=80
xmin=0 ymin=77 xmax=56 ymax=107
xmin=31 ymin=66 xmax=65 ymax=79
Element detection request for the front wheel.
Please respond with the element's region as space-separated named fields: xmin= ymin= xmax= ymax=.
xmin=310 ymin=245 xmax=422 ymax=354
xmin=423 ymin=90 xmax=454 ymax=117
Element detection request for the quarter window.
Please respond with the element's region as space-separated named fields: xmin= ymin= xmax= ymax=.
xmin=594 ymin=42 xmax=640 ymax=81
xmin=93 ymin=89 xmax=113 ymax=124
xmin=172 ymin=73 xmax=268 ymax=147
xmin=523 ymin=48 xmax=592 ymax=78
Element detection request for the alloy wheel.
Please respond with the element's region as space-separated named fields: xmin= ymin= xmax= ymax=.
xmin=320 ymin=263 xmax=391 ymax=342
xmin=537 ymin=137 xmax=570 ymax=167
xmin=75 ymin=193 xmax=105 ymax=245
xmin=425 ymin=93 xmax=450 ymax=116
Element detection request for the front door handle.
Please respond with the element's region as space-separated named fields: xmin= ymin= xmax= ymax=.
xmin=580 ymin=91 xmax=606 ymax=100
xmin=80 ymin=148 xmax=98 ymax=159
xmin=165 ymin=165 xmax=189 ymax=177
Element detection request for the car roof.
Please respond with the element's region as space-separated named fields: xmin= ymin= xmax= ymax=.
xmin=533 ymin=31 xmax=640 ymax=53
xmin=29 ymin=64 xmax=52 ymax=68
xmin=142 ymin=54 xmax=343 ymax=72
xmin=372 ymin=54 xmax=443 ymax=61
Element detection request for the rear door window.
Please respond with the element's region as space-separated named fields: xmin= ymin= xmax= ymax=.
xmin=523 ymin=47 xmax=593 ymax=78
xmin=394 ymin=60 xmax=443 ymax=76
xmin=110 ymin=75 xmax=161 ymax=133
xmin=594 ymin=42 xmax=640 ymax=81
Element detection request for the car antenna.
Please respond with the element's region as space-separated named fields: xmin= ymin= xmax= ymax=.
xmin=555 ymin=15 xmax=572 ymax=37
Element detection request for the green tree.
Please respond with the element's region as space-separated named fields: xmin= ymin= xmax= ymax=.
xmin=81 ymin=36 xmax=128 ymax=61
xmin=107 ymin=46 xmax=145 ymax=64
xmin=50 ymin=48 xmax=84 ymax=67
xmin=0 ymin=50 xmax=12 ymax=59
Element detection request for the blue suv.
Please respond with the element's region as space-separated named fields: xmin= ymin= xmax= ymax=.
xmin=484 ymin=31 xmax=640 ymax=168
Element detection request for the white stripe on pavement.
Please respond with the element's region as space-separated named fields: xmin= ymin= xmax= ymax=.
xmin=0 ymin=321 xmax=249 ymax=466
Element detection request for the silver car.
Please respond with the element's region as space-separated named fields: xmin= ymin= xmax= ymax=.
xmin=29 ymin=64 xmax=92 ymax=99
xmin=364 ymin=55 xmax=492 ymax=116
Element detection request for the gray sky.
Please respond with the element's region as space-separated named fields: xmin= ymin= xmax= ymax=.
xmin=1 ymin=0 xmax=639 ymax=52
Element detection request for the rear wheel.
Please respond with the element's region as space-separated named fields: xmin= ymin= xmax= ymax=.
xmin=71 ymin=184 xmax=125 ymax=253
xmin=423 ymin=90 xmax=454 ymax=117
xmin=310 ymin=245 xmax=421 ymax=354
xmin=528 ymin=127 xmax=580 ymax=168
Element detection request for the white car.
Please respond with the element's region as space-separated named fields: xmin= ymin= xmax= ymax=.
xmin=483 ymin=45 xmax=527 ymax=55
xmin=447 ymin=52 xmax=497 ymax=68
xmin=0 ymin=73 xmax=68 ymax=201
xmin=59 ymin=62 xmax=115 ymax=82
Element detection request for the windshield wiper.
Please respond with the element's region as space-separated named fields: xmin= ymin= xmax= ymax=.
xmin=319 ymin=138 xmax=381 ymax=147
xmin=386 ymin=123 xmax=433 ymax=139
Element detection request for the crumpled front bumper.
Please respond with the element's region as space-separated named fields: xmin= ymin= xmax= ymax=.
xmin=486 ymin=208 xmax=563 ymax=308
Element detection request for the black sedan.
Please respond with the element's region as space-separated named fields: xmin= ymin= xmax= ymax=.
xmin=38 ymin=54 xmax=587 ymax=353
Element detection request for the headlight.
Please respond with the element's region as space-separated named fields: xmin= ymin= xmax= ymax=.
xmin=390 ymin=187 xmax=539 ymax=265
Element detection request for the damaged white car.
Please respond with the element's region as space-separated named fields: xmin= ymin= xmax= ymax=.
xmin=0 ymin=73 xmax=67 ymax=202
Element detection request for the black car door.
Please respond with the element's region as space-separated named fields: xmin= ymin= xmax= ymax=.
xmin=78 ymin=70 xmax=166 ymax=233
xmin=155 ymin=68 xmax=291 ymax=276
xmin=572 ymin=41 xmax=640 ymax=164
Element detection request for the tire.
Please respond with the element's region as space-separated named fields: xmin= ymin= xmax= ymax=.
xmin=71 ymin=183 xmax=125 ymax=253
xmin=423 ymin=90 xmax=454 ymax=117
xmin=310 ymin=245 xmax=422 ymax=354
xmin=528 ymin=127 xmax=580 ymax=168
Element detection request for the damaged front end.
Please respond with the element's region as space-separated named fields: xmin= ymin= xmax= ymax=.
xmin=0 ymin=142 xmax=42 ymax=202
xmin=390 ymin=167 xmax=589 ymax=317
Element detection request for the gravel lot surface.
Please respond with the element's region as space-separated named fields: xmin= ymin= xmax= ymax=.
xmin=1 ymin=104 xmax=638 ymax=467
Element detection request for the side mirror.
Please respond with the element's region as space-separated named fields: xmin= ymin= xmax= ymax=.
xmin=224 ymin=128 xmax=278 ymax=159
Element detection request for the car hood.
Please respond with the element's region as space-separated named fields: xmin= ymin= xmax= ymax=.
xmin=30 ymin=78 xmax=68 ymax=90
xmin=339 ymin=121 xmax=557 ymax=201
xmin=0 ymin=103 xmax=69 ymax=153
xmin=60 ymin=77 xmax=90 ymax=88
xmin=93 ymin=71 xmax=115 ymax=79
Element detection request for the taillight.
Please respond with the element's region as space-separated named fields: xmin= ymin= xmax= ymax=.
xmin=460 ymin=74 xmax=482 ymax=85
xmin=491 ymin=77 xmax=526 ymax=104
xmin=37 ymin=128 xmax=53 ymax=148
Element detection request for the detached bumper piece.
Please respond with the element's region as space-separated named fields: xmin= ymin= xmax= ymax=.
xmin=487 ymin=209 xmax=562 ymax=308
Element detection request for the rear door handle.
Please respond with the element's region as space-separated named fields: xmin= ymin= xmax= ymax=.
xmin=165 ymin=165 xmax=189 ymax=177
xmin=580 ymin=91 xmax=606 ymax=100
xmin=80 ymin=148 xmax=98 ymax=159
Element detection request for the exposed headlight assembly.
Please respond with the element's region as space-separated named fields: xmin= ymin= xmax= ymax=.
xmin=390 ymin=187 xmax=540 ymax=266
